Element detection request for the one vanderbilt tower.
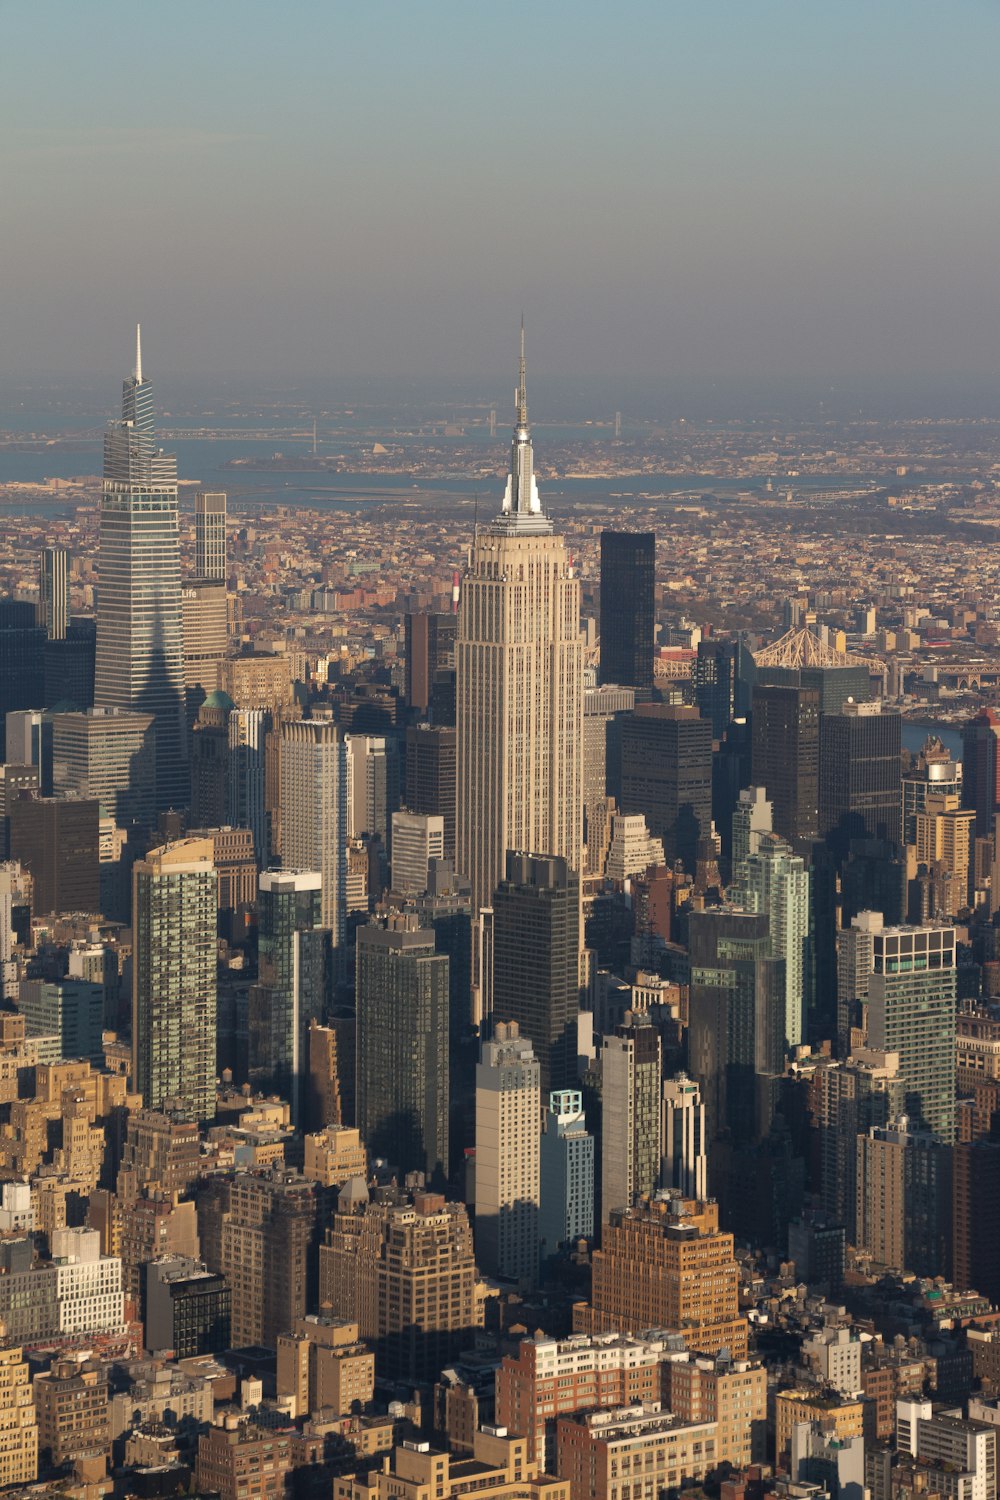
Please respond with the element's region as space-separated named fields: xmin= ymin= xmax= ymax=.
xmin=95 ymin=327 xmax=188 ymax=812
xmin=456 ymin=327 xmax=583 ymax=953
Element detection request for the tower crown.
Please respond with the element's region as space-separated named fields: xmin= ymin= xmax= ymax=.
xmin=104 ymin=326 xmax=176 ymax=487
xmin=496 ymin=321 xmax=551 ymax=535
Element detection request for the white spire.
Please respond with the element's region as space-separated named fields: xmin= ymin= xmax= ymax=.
xmin=499 ymin=319 xmax=547 ymax=529
xmin=135 ymin=323 xmax=143 ymax=384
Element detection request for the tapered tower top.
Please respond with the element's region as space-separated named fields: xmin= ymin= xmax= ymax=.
xmin=104 ymin=326 xmax=175 ymax=484
xmin=496 ymin=321 xmax=551 ymax=535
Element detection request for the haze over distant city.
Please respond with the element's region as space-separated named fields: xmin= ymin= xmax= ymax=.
xmin=4 ymin=0 xmax=1000 ymax=407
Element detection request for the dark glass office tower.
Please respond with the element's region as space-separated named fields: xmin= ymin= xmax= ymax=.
xmin=752 ymin=628 xmax=870 ymax=713
xmin=356 ymin=915 xmax=449 ymax=1185
xmin=405 ymin=612 xmax=457 ymax=716
xmin=0 ymin=600 xmax=45 ymax=758
xmin=819 ymin=702 xmax=902 ymax=862
xmin=250 ymin=870 xmax=332 ymax=1125
xmin=617 ymin=704 xmax=712 ymax=872
xmin=411 ymin=860 xmax=474 ymax=1180
xmin=963 ymin=707 xmax=1000 ymax=839
xmin=8 ymin=793 xmax=99 ymax=915
xmin=405 ymin=723 xmax=457 ymax=860
xmin=95 ymin=327 xmax=188 ymax=812
xmin=492 ymin=852 xmax=580 ymax=1096
xmin=599 ymin=530 xmax=655 ymax=696
xmin=751 ymin=684 xmax=820 ymax=850
xmin=695 ymin=637 xmax=755 ymax=739
xmin=44 ymin=618 xmax=96 ymax=711
xmin=686 ymin=907 xmax=785 ymax=1145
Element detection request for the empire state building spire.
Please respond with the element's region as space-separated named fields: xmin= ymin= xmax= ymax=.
xmin=499 ymin=320 xmax=550 ymax=533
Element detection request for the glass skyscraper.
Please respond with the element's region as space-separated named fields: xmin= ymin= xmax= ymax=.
xmin=491 ymin=852 xmax=581 ymax=1096
xmin=251 ymin=869 xmax=331 ymax=1124
xmin=599 ymin=530 xmax=655 ymax=697
xmin=356 ymin=916 xmax=450 ymax=1186
xmin=742 ymin=833 xmax=812 ymax=1049
xmin=132 ymin=837 xmax=217 ymax=1121
xmin=95 ymin=327 xmax=187 ymax=813
xmin=867 ymin=925 xmax=957 ymax=1143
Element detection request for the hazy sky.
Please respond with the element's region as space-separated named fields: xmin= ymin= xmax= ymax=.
xmin=3 ymin=1 xmax=999 ymax=388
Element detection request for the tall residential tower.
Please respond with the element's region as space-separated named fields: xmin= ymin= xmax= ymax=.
xmin=132 ymin=837 xmax=217 ymax=1120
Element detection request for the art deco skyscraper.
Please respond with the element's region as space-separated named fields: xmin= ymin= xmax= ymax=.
xmin=456 ymin=329 xmax=583 ymax=922
xmin=95 ymin=328 xmax=187 ymax=812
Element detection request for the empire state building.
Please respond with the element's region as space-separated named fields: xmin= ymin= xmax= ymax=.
xmin=456 ymin=329 xmax=583 ymax=928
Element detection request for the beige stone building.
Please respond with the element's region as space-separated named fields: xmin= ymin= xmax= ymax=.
xmin=319 ymin=1191 xmax=476 ymax=1386
xmin=0 ymin=1340 xmax=37 ymax=1487
xmin=575 ymin=1195 xmax=748 ymax=1361
xmin=456 ymin=334 xmax=582 ymax=939
xmin=334 ymin=1427 xmax=567 ymax=1500
xmin=303 ymin=1126 xmax=367 ymax=1188
xmin=556 ymin=1404 xmax=717 ymax=1500
xmin=33 ymin=1353 xmax=109 ymax=1471
xmin=196 ymin=1419 xmax=292 ymax=1500
xmin=276 ymin=1316 xmax=374 ymax=1419
xmin=773 ymin=1389 xmax=866 ymax=1469
xmin=662 ymin=1351 xmax=767 ymax=1468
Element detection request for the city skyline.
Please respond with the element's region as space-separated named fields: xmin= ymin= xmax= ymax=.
xmin=3 ymin=4 xmax=1000 ymax=1490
